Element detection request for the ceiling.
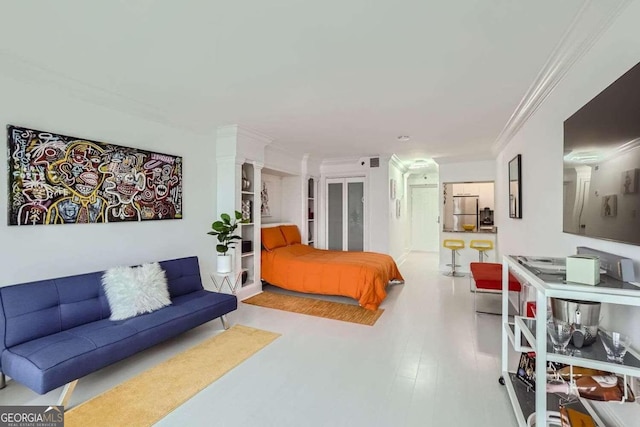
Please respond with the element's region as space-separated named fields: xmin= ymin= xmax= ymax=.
xmin=0 ymin=1 xmax=587 ymax=166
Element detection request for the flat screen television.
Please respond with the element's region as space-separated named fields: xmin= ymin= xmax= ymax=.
xmin=563 ymin=61 xmax=640 ymax=246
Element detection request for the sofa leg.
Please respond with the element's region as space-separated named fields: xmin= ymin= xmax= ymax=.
xmin=0 ymin=373 xmax=6 ymax=389
xmin=220 ymin=315 xmax=230 ymax=330
xmin=57 ymin=379 xmax=78 ymax=409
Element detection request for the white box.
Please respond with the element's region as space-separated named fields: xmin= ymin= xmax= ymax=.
xmin=566 ymin=254 xmax=600 ymax=285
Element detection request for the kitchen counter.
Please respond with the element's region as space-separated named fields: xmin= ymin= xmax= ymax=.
xmin=442 ymin=227 xmax=497 ymax=234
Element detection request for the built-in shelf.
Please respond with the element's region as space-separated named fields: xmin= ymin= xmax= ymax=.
xmin=307 ymin=177 xmax=316 ymax=246
xmin=239 ymin=162 xmax=259 ymax=295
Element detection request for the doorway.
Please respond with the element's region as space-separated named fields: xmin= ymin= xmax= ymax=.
xmin=326 ymin=177 xmax=366 ymax=251
xmin=410 ymin=185 xmax=439 ymax=252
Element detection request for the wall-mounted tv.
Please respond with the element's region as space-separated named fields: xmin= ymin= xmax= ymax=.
xmin=563 ymin=61 xmax=640 ymax=246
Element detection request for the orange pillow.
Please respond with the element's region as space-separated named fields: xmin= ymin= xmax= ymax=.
xmin=261 ymin=227 xmax=287 ymax=251
xmin=280 ymin=225 xmax=301 ymax=245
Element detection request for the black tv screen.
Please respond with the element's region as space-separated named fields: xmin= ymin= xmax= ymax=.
xmin=563 ymin=61 xmax=640 ymax=246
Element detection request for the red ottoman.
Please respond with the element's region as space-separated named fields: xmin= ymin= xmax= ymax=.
xmin=470 ymin=262 xmax=522 ymax=314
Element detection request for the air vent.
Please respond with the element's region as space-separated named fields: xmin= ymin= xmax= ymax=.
xmin=369 ymin=157 xmax=380 ymax=168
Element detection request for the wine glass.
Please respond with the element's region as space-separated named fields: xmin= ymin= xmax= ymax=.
xmin=599 ymin=330 xmax=631 ymax=363
xmin=547 ymin=320 xmax=573 ymax=354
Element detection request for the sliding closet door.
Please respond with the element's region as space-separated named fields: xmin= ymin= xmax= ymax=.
xmin=327 ymin=181 xmax=344 ymax=250
xmin=326 ymin=177 xmax=365 ymax=251
xmin=347 ymin=181 xmax=364 ymax=251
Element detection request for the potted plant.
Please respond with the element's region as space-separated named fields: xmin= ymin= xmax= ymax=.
xmin=208 ymin=211 xmax=247 ymax=273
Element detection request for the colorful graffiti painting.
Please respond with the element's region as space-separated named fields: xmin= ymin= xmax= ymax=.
xmin=7 ymin=125 xmax=183 ymax=225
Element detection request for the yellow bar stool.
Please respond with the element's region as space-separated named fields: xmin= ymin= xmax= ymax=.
xmin=470 ymin=239 xmax=494 ymax=262
xmin=443 ymin=239 xmax=465 ymax=277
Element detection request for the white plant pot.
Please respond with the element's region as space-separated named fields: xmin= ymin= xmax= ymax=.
xmin=217 ymin=254 xmax=232 ymax=273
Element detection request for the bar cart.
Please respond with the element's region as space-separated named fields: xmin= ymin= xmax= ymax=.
xmin=500 ymin=255 xmax=640 ymax=426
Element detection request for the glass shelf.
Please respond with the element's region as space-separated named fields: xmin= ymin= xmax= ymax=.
xmin=513 ymin=316 xmax=640 ymax=377
xmin=510 ymin=255 xmax=640 ymax=299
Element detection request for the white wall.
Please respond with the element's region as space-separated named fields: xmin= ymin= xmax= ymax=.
xmin=281 ymin=175 xmax=303 ymax=233
xmin=495 ymin=0 xmax=640 ymax=370
xmin=389 ymin=161 xmax=409 ymax=262
xmin=438 ymin=160 xmax=496 ymax=183
xmin=0 ymin=74 xmax=217 ymax=287
xmin=264 ymin=146 xmax=302 ymax=176
xmin=407 ymin=171 xmax=439 ymax=186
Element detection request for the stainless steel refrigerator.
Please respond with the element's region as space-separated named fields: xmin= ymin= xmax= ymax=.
xmin=452 ymin=195 xmax=478 ymax=231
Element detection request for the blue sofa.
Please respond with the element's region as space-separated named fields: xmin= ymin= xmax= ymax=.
xmin=0 ymin=256 xmax=237 ymax=396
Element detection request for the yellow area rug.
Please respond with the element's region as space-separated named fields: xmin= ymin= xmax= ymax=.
xmin=243 ymin=291 xmax=384 ymax=326
xmin=65 ymin=324 xmax=279 ymax=427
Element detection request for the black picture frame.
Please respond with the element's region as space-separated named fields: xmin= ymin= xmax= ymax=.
xmin=509 ymin=154 xmax=522 ymax=218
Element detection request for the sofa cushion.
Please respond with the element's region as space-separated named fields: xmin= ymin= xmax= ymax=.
xmin=160 ymin=257 xmax=204 ymax=298
xmin=0 ymin=280 xmax=62 ymax=348
xmin=172 ymin=290 xmax=238 ymax=314
xmin=57 ymin=272 xmax=110 ymax=329
xmin=102 ymin=262 xmax=171 ymax=320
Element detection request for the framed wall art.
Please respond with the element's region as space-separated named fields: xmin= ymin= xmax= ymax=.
xmin=7 ymin=125 xmax=183 ymax=225
xmin=601 ymin=194 xmax=617 ymax=217
xmin=621 ymin=169 xmax=639 ymax=194
xmin=508 ymin=154 xmax=522 ymax=219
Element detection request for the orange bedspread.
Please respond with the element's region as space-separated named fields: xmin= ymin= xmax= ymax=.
xmin=261 ymin=244 xmax=404 ymax=310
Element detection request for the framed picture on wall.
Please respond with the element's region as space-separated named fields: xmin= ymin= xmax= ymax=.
xmin=601 ymin=194 xmax=617 ymax=217
xmin=508 ymin=154 xmax=522 ymax=219
xmin=6 ymin=125 xmax=183 ymax=225
xmin=261 ymin=181 xmax=271 ymax=217
xmin=395 ymin=199 xmax=401 ymax=218
xmin=621 ymin=169 xmax=639 ymax=194
xmin=390 ymin=178 xmax=396 ymax=200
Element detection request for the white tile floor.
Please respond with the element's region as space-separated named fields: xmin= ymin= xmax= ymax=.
xmin=0 ymin=252 xmax=518 ymax=426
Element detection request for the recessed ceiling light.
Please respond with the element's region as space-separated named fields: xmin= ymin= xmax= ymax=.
xmin=397 ymin=136 xmax=410 ymax=142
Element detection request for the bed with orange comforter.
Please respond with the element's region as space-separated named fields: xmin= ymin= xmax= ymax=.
xmin=261 ymin=244 xmax=404 ymax=310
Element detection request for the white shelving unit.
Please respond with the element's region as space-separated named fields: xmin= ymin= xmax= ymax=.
xmin=240 ymin=162 xmax=260 ymax=290
xmin=501 ymin=255 xmax=640 ymax=426
xmin=307 ymin=177 xmax=316 ymax=247
xmin=215 ymin=125 xmax=270 ymax=300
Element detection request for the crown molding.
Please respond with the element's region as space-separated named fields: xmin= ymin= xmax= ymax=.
xmin=216 ymin=124 xmax=273 ymax=146
xmin=491 ymin=0 xmax=633 ymax=155
xmin=389 ymin=154 xmax=409 ymax=173
xmin=0 ymin=50 xmax=209 ymax=135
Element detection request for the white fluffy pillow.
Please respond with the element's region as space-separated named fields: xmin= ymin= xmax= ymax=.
xmin=102 ymin=262 xmax=171 ymax=321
